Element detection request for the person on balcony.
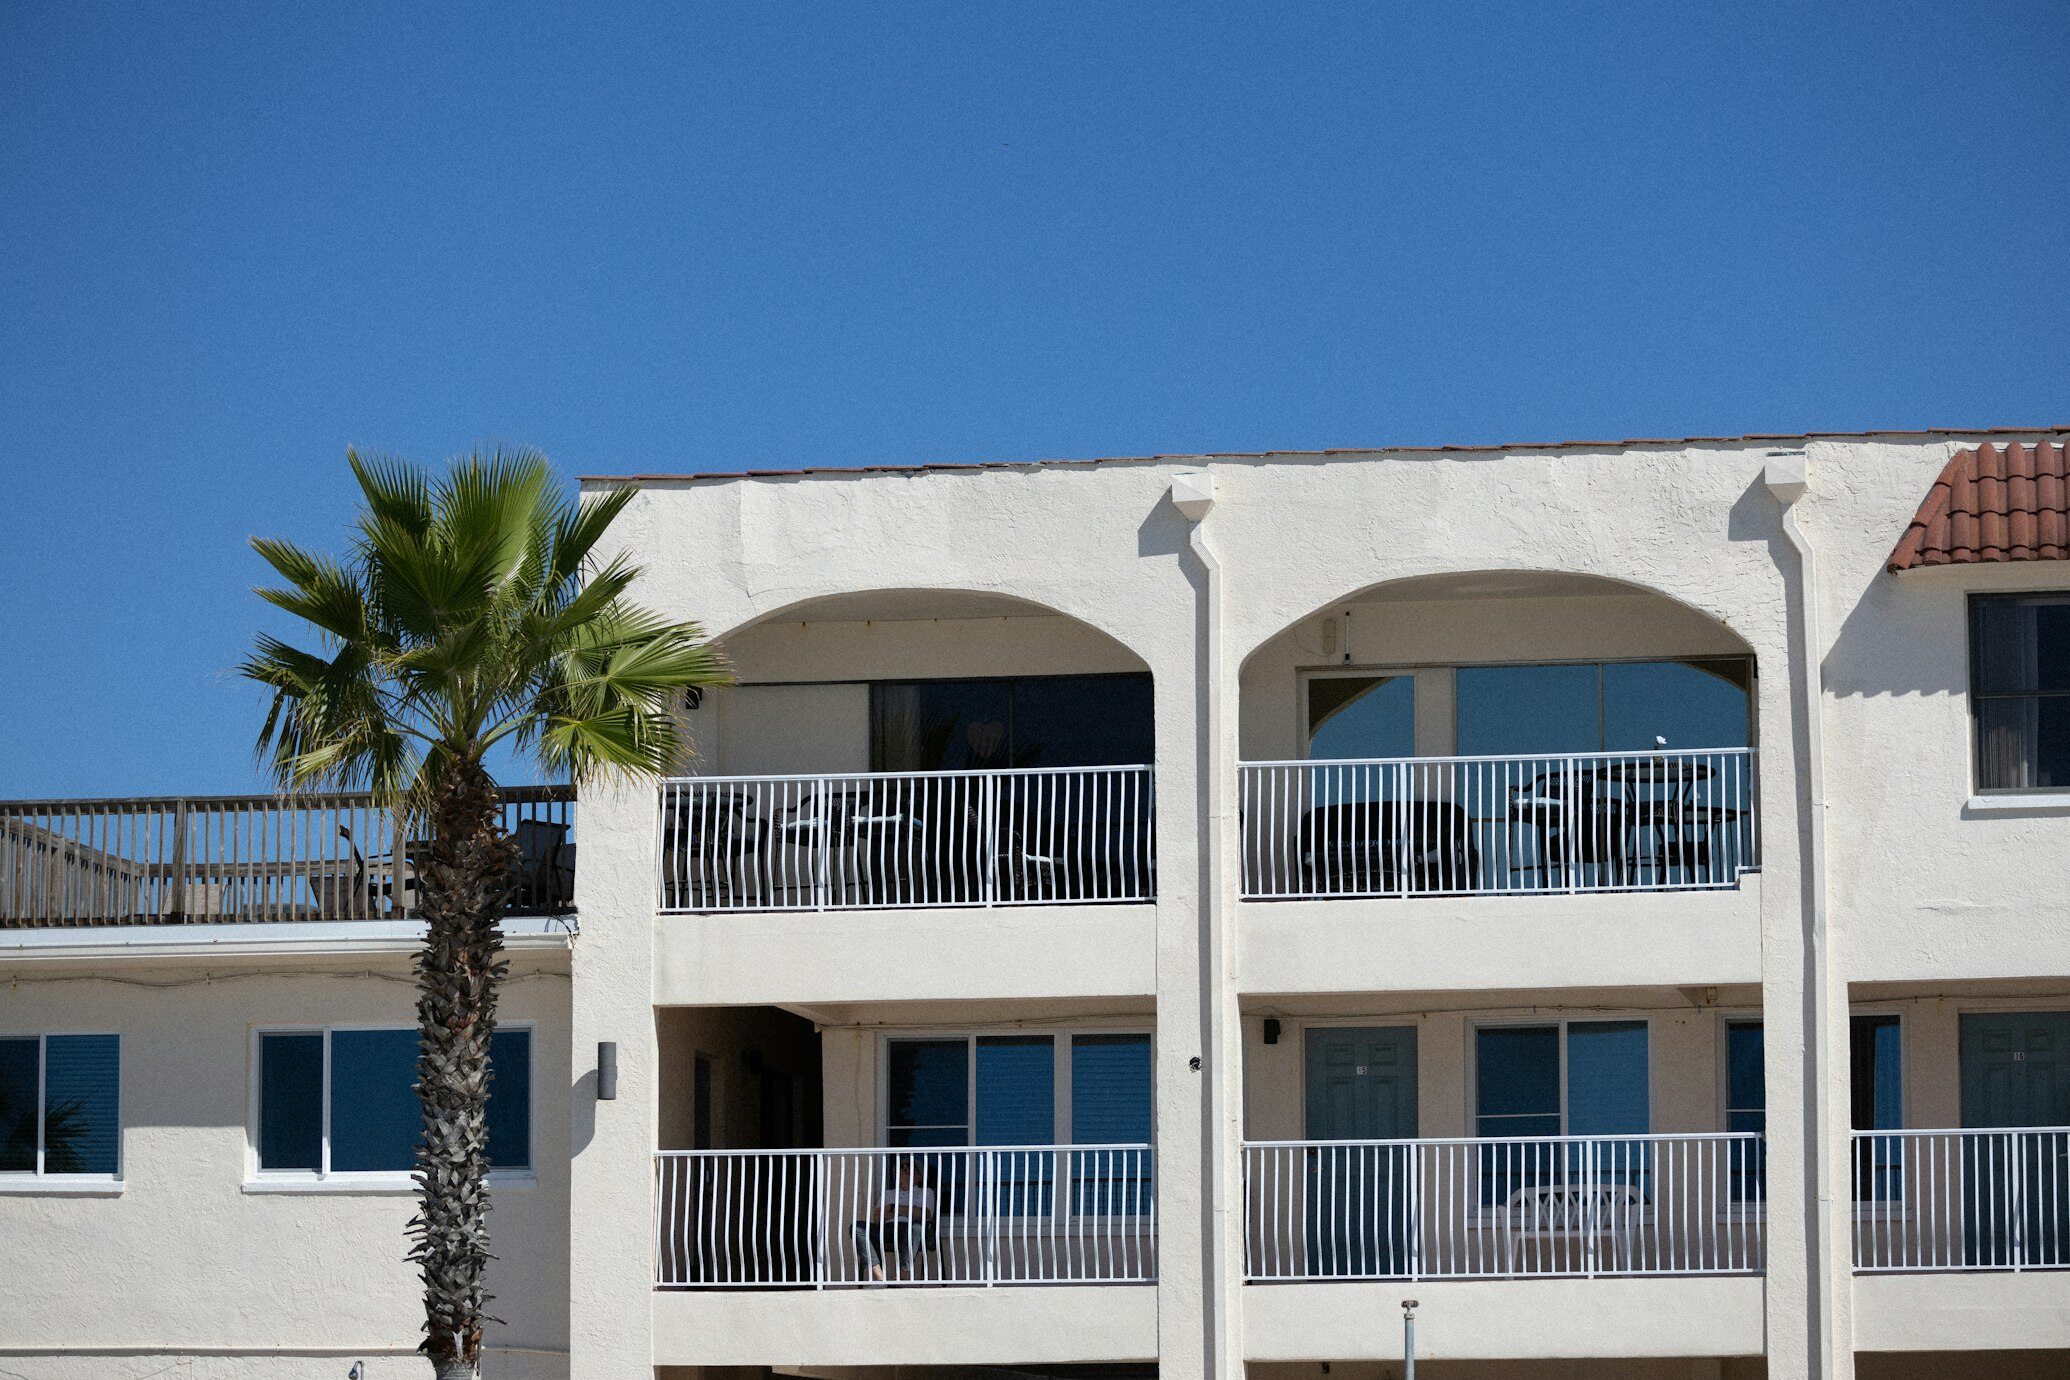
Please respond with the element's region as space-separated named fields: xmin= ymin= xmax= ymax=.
xmin=852 ymin=1157 xmax=937 ymax=1283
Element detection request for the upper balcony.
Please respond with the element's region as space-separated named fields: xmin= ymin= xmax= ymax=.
xmin=1236 ymin=571 xmax=1768 ymax=993
xmin=651 ymin=589 xmax=1163 ymax=1006
xmin=0 ymin=786 xmax=575 ymax=929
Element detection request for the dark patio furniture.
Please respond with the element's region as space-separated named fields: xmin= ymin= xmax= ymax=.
xmin=1299 ymin=798 xmax=1479 ymax=896
xmin=1507 ymin=770 xmax=1636 ymax=887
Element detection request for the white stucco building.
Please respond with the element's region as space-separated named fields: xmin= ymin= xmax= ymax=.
xmin=4 ymin=428 xmax=2068 ymax=1379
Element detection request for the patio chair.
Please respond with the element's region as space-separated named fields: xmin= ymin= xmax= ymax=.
xmin=1500 ymin=1179 xmax=1644 ymax=1276
xmin=1507 ymin=770 xmax=1634 ymax=887
xmin=1298 ymin=798 xmax=1478 ymax=896
xmin=666 ymin=790 xmax=769 ymax=908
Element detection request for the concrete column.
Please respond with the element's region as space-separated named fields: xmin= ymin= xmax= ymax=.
xmin=567 ymin=778 xmax=662 ymax=1379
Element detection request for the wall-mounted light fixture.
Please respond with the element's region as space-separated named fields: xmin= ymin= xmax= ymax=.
xmin=597 ymin=1041 xmax=618 ymax=1101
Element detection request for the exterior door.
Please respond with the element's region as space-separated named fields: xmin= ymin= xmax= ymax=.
xmin=1960 ymin=1012 xmax=2070 ymax=1267
xmin=1304 ymin=1026 xmax=1418 ymax=1277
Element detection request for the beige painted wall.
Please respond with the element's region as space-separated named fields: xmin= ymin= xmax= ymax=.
xmin=0 ymin=948 xmax=572 ymax=1380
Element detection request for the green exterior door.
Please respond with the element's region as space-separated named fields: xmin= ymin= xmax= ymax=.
xmin=1304 ymin=1026 xmax=1418 ymax=1276
xmin=1959 ymin=1011 xmax=2070 ymax=1266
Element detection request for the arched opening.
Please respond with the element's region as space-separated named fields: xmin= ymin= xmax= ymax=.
xmin=665 ymin=589 xmax=1156 ymax=911
xmin=1237 ymin=571 xmax=1759 ymax=899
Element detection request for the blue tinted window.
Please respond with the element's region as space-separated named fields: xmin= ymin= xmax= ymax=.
xmin=887 ymin=1039 xmax=968 ymax=1147
xmin=258 ymin=1033 xmax=323 ymax=1171
xmin=1850 ymin=1015 xmax=1902 ymax=1131
xmin=0 ymin=1038 xmax=35 ymax=1173
xmin=1475 ymin=1026 xmax=1560 ymax=1137
xmin=1566 ymin=1021 xmax=1649 ymax=1135
xmin=1070 ymin=1035 xmax=1151 ymax=1143
xmin=1602 ymin=661 xmax=1751 ymax=751
xmin=1458 ymin=665 xmax=1600 ymax=755
xmin=1726 ymin=1022 xmax=1766 ymax=1133
xmin=43 ymin=1035 xmax=119 ymax=1175
xmin=485 ymin=1029 xmax=532 ymax=1171
xmin=1308 ymin=676 xmax=1415 ymax=761
xmin=329 ymin=1029 xmax=420 ymax=1173
xmin=975 ymin=1036 xmax=1054 ymax=1146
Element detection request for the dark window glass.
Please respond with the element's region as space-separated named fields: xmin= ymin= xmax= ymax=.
xmin=1850 ymin=1014 xmax=1903 ymax=1202
xmin=1458 ymin=665 xmax=1601 ymax=755
xmin=1725 ymin=1021 xmax=1767 ymax=1201
xmin=329 ymin=1029 xmax=420 ymax=1173
xmin=1071 ymin=1035 xmax=1152 ymax=1143
xmin=1071 ymin=1034 xmax=1154 ymax=1215
xmin=0 ymin=1037 xmax=38 ymax=1173
xmin=1603 ymin=660 xmax=1752 ymax=751
xmin=1566 ymin=1020 xmax=1650 ymax=1136
xmin=1726 ymin=1022 xmax=1766 ymax=1132
xmin=42 ymin=1034 xmax=118 ymax=1175
xmin=872 ymin=675 xmax=1152 ymax=771
xmin=1972 ymin=594 xmax=2070 ymax=790
xmin=1012 ymin=676 xmax=1154 ymax=768
xmin=886 ymin=1038 xmax=968 ymax=1148
xmin=975 ymin=1036 xmax=1054 ymax=1146
xmin=484 ymin=1029 xmax=532 ymax=1171
xmin=1475 ymin=1026 xmax=1561 ymax=1137
xmin=258 ymin=1033 xmax=324 ymax=1171
xmin=1307 ymin=675 xmax=1415 ymax=760
xmin=1850 ymin=1015 xmax=1902 ymax=1131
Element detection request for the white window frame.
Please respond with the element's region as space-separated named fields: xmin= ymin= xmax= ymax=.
xmin=875 ymin=1026 xmax=1155 ymax=1222
xmin=1467 ymin=1015 xmax=1653 ymax=1138
xmin=0 ymin=1031 xmax=122 ymax=1191
xmin=245 ymin=1022 xmax=536 ymax=1194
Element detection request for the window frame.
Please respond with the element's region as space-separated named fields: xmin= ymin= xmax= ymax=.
xmin=1967 ymin=591 xmax=2070 ymax=795
xmin=1468 ymin=1015 xmax=1653 ymax=1140
xmin=0 ymin=1030 xmax=122 ymax=1187
xmin=245 ymin=1022 xmax=536 ymax=1191
xmin=876 ymin=1027 xmax=1155 ymax=1222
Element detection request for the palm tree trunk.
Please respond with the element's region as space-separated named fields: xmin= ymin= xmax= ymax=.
xmin=410 ymin=760 xmax=516 ymax=1379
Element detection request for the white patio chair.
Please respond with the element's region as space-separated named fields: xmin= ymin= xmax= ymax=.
xmin=1500 ymin=1179 xmax=1644 ymax=1276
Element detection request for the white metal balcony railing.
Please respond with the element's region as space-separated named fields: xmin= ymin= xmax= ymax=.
xmin=654 ymin=1145 xmax=1156 ymax=1287
xmin=1240 ymin=748 xmax=1757 ymax=900
xmin=1853 ymin=1128 xmax=2070 ymax=1273
xmin=658 ymin=766 xmax=1155 ymax=912
xmin=1244 ymin=1133 xmax=1766 ymax=1281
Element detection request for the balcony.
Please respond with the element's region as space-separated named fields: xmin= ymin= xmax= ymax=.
xmin=1240 ymin=748 xmax=1758 ymax=901
xmin=1243 ymin=1132 xmax=1765 ymax=1282
xmin=658 ymin=765 xmax=1155 ymax=913
xmin=654 ymin=1144 xmax=1156 ymax=1287
xmin=1853 ymin=1127 xmax=2070 ymax=1273
xmin=0 ymin=787 xmax=575 ymax=926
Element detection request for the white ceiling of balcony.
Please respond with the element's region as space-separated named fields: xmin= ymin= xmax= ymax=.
xmin=780 ymin=589 xmax=1060 ymax=623
xmin=1356 ymin=570 xmax=1645 ymax=603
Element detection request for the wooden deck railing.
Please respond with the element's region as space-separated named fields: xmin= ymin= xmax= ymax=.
xmin=0 ymin=785 xmax=575 ymax=927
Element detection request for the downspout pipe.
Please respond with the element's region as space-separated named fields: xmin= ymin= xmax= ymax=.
xmin=1172 ymin=469 xmax=1236 ymax=1379
xmin=1766 ymin=450 xmax=1842 ymax=1378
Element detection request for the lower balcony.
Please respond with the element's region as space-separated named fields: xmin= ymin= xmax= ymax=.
xmin=1244 ymin=1131 xmax=1765 ymax=1282
xmin=1853 ymin=1127 xmax=2070 ymax=1273
xmin=654 ymin=1144 xmax=1156 ymax=1288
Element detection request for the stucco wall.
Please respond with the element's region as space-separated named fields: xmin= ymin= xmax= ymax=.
xmin=0 ymin=949 xmax=573 ymax=1380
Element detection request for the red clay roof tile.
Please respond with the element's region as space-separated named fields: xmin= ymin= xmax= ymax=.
xmin=1888 ymin=441 xmax=2070 ymax=572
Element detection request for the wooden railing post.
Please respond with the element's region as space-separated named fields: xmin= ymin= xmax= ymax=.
xmin=167 ymin=799 xmax=190 ymax=921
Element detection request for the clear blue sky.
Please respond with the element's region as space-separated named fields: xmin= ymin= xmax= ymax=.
xmin=3 ymin=2 xmax=2066 ymax=797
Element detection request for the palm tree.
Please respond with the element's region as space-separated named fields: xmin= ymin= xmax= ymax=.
xmin=244 ymin=447 xmax=727 ymax=1379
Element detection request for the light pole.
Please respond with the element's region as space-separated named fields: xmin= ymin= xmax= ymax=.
xmin=1401 ymin=1298 xmax=1419 ymax=1379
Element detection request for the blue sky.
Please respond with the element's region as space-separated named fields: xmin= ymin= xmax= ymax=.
xmin=2 ymin=2 xmax=2066 ymax=796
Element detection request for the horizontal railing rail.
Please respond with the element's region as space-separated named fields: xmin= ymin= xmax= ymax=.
xmin=0 ymin=785 xmax=574 ymax=927
xmin=1239 ymin=747 xmax=1757 ymax=900
xmin=658 ymin=766 xmax=1156 ymax=912
xmin=654 ymin=1145 xmax=1156 ymax=1288
xmin=1853 ymin=1127 xmax=2070 ymax=1273
xmin=1244 ymin=1132 xmax=1766 ymax=1282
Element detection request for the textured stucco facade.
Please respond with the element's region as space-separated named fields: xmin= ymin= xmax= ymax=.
xmin=3 ymin=430 xmax=2067 ymax=1379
